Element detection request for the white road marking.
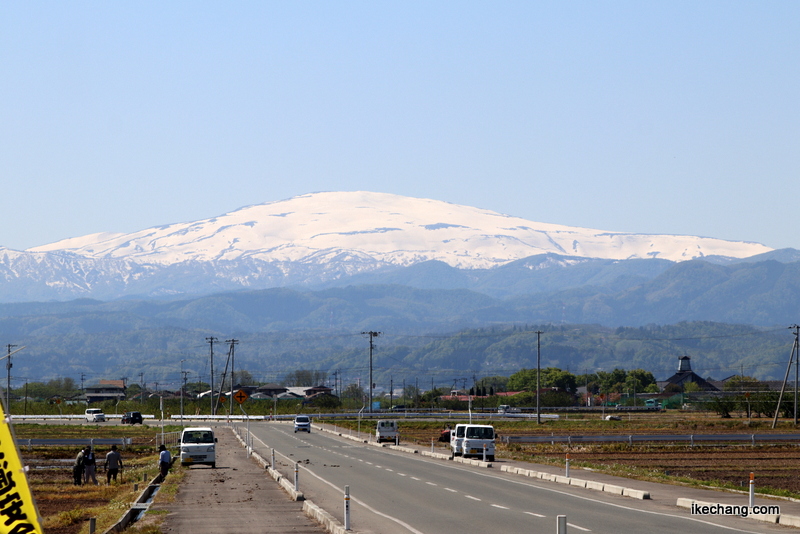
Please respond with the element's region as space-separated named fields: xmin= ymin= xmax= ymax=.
xmin=465 ymin=495 xmax=481 ymax=501
xmin=491 ymin=504 xmax=509 ymax=509
xmin=568 ymin=523 xmax=591 ymax=532
xmin=445 ymin=488 xmax=457 ymax=492
xmin=524 ymin=512 xmax=545 ymax=518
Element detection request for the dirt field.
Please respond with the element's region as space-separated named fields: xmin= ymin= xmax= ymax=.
xmin=24 ymin=446 xmax=159 ymax=534
xmin=366 ymin=412 xmax=800 ymax=497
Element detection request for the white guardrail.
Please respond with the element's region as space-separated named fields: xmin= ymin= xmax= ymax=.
xmin=9 ymin=414 xmax=156 ymax=420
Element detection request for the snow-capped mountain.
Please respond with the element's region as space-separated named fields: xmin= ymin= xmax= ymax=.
xmin=29 ymin=191 xmax=771 ymax=267
xmin=0 ymin=191 xmax=778 ymax=302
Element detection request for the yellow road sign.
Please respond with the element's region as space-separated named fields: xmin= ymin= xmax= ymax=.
xmin=233 ymin=389 xmax=249 ymax=404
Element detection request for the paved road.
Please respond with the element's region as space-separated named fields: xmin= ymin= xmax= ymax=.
xmin=249 ymin=422 xmax=789 ymax=534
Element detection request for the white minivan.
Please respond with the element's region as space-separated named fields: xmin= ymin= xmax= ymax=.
xmin=85 ymin=408 xmax=105 ymax=422
xmin=461 ymin=424 xmax=495 ymax=462
xmin=180 ymin=427 xmax=217 ymax=468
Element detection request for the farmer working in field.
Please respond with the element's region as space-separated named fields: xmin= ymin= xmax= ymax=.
xmin=104 ymin=444 xmax=124 ymax=484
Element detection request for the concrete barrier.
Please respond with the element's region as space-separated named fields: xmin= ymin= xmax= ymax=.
xmin=779 ymin=514 xmax=800 ymax=527
xmin=303 ymin=500 xmax=348 ymax=534
xmin=622 ymin=488 xmax=650 ymax=500
xmin=586 ymin=480 xmax=605 ymax=491
xmin=603 ymin=484 xmax=625 ymax=495
xmin=569 ymin=478 xmax=587 ymax=488
xmin=749 ymin=512 xmax=779 ymax=523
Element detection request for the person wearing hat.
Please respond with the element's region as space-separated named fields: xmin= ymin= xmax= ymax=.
xmin=158 ymin=444 xmax=171 ymax=479
xmin=104 ymin=444 xmax=124 ymax=484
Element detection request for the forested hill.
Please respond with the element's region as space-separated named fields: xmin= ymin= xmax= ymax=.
xmin=1 ymin=307 xmax=794 ymax=387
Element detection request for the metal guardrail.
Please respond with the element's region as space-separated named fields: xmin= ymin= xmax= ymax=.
xmin=503 ymin=433 xmax=800 ymax=446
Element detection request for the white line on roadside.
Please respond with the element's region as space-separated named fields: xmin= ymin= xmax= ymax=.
xmin=524 ymin=512 xmax=545 ymax=518
xmin=568 ymin=523 xmax=591 ymax=531
xmin=465 ymin=495 xmax=481 ymax=501
xmin=491 ymin=504 xmax=509 ymax=509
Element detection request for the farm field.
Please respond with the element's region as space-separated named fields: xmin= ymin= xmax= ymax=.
xmin=342 ymin=411 xmax=800 ymax=499
xmin=14 ymin=423 xmax=182 ymax=534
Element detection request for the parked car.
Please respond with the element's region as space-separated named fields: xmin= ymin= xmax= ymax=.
xmin=85 ymin=408 xmax=105 ymax=422
xmin=293 ymin=415 xmax=311 ymax=433
xmin=121 ymin=411 xmax=143 ymax=424
xmin=180 ymin=427 xmax=217 ymax=468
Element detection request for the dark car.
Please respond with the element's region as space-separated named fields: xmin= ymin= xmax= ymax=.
xmin=121 ymin=411 xmax=143 ymax=424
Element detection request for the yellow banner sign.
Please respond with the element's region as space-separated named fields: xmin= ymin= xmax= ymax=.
xmin=0 ymin=400 xmax=43 ymax=534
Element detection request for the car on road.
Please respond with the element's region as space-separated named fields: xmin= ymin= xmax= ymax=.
xmin=121 ymin=411 xmax=143 ymax=424
xmin=85 ymin=408 xmax=105 ymax=422
xmin=376 ymin=419 xmax=398 ymax=443
xmin=294 ymin=415 xmax=311 ymax=433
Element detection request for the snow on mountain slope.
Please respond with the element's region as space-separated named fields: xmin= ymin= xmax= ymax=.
xmin=28 ymin=191 xmax=772 ymax=268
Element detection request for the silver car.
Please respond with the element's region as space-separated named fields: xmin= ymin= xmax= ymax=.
xmin=293 ymin=415 xmax=311 ymax=433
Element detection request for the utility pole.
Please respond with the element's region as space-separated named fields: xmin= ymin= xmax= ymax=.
xmin=180 ymin=359 xmax=186 ymax=427
xmin=226 ymin=339 xmax=238 ymax=424
xmin=5 ymin=344 xmax=16 ymax=412
xmin=206 ymin=337 xmax=218 ymax=415
xmin=794 ymin=325 xmax=799 ymax=426
xmin=536 ymin=330 xmax=543 ymax=424
xmin=772 ymin=325 xmax=800 ymax=428
xmin=361 ymin=331 xmax=381 ymax=413
xmin=138 ymin=372 xmax=144 ymax=404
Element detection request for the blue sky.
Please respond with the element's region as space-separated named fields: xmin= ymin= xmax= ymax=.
xmin=2 ymin=2 xmax=798 ymax=251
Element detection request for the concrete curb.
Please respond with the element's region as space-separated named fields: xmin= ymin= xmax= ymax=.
xmin=304 ymin=500 xmax=349 ymax=534
xmin=499 ymin=465 xmax=649 ymax=500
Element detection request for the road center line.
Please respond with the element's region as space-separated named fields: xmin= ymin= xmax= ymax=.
xmin=524 ymin=512 xmax=545 ymax=518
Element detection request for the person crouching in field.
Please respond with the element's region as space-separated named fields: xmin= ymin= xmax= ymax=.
xmin=104 ymin=444 xmax=123 ymax=484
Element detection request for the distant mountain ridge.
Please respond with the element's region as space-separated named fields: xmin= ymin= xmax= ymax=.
xmin=0 ymin=191 xmax=785 ymax=302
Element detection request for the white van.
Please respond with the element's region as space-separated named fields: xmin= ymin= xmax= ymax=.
xmin=180 ymin=427 xmax=217 ymax=468
xmin=450 ymin=424 xmax=467 ymax=456
xmin=461 ymin=424 xmax=495 ymax=462
xmin=376 ymin=420 xmax=398 ymax=443
xmin=85 ymin=408 xmax=105 ymax=422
